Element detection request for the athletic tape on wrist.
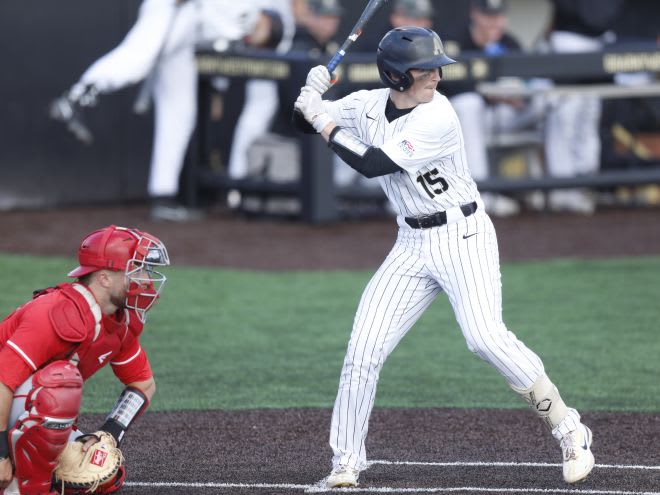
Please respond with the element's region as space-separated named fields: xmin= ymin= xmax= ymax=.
xmin=0 ymin=430 xmax=8 ymax=459
xmin=101 ymin=387 xmax=149 ymax=445
xmin=329 ymin=127 xmax=370 ymax=157
xmin=311 ymin=112 xmax=333 ymax=133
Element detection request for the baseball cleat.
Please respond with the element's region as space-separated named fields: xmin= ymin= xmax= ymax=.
xmin=561 ymin=424 xmax=594 ymax=483
xmin=326 ymin=465 xmax=359 ymax=488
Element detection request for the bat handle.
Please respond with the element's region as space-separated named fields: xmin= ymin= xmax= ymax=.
xmin=326 ymin=51 xmax=344 ymax=74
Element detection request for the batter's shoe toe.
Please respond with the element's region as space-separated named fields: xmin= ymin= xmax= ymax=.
xmin=326 ymin=465 xmax=359 ymax=488
xmin=561 ymin=424 xmax=594 ymax=483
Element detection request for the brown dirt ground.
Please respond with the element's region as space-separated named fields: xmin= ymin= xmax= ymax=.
xmin=2 ymin=205 xmax=660 ymax=494
xmin=0 ymin=205 xmax=658 ymax=270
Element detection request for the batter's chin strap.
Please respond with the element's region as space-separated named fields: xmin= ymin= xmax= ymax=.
xmin=99 ymin=387 xmax=149 ymax=447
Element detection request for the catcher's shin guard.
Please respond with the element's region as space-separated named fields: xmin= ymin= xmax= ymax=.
xmin=9 ymin=361 xmax=83 ymax=495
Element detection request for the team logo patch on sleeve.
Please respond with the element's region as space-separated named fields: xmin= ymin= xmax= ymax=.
xmin=399 ymin=140 xmax=415 ymax=157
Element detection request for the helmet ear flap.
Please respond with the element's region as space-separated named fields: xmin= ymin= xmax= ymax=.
xmin=380 ymin=65 xmax=414 ymax=92
xmin=395 ymin=70 xmax=414 ymax=92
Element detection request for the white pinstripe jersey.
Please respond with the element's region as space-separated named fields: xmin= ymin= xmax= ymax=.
xmin=323 ymin=88 xmax=481 ymax=219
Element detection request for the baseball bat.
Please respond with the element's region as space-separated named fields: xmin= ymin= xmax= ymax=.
xmin=326 ymin=0 xmax=389 ymax=74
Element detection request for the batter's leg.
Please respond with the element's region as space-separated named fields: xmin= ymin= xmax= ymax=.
xmin=330 ymin=231 xmax=440 ymax=472
xmin=429 ymin=210 xmax=545 ymax=388
xmin=429 ymin=210 xmax=593 ymax=483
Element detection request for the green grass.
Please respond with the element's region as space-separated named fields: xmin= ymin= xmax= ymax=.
xmin=1 ymin=253 xmax=659 ymax=413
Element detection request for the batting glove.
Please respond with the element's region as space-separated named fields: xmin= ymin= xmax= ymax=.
xmin=306 ymin=65 xmax=335 ymax=94
xmin=295 ymin=86 xmax=333 ymax=133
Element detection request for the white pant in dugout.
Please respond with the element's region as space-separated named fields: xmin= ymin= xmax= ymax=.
xmin=329 ymin=207 xmax=575 ymax=470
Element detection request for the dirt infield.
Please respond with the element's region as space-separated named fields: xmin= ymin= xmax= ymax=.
xmin=77 ymin=408 xmax=660 ymax=494
xmin=2 ymin=205 xmax=660 ymax=493
xmin=0 ymin=205 xmax=659 ymax=269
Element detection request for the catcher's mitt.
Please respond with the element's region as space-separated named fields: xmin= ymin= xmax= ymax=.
xmin=54 ymin=431 xmax=124 ymax=494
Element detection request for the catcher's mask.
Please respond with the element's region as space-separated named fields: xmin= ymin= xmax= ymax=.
xmin=68 ymin=225 xmax=170 ymax=322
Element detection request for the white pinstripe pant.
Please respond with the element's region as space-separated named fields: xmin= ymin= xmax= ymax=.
xmin=330 ymin=209 xmax=546 ymax=470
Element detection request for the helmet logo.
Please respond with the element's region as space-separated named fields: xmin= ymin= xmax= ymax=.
xmin=433 ymin=36 xmax=444 ymax=55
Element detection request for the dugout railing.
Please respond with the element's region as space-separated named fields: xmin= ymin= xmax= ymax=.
xmin=185 ymin=43 xmax=660 ymax=223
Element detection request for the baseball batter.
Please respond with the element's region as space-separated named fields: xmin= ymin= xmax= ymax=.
xmin=293 ymin=27 xmax=595 ymax=488
xmin=0 ymin=225 xmax=169 ymax=494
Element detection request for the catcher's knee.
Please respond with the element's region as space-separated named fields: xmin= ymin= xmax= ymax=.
xmin=510 ymin=374 xmax=568 ymax=430
xmin=9 ymin=361 xmax=83 ymax=488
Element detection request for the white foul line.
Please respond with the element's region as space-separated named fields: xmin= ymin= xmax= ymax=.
xmin=369 ymin=459 xmax=660 ymax=471
xmin=126 ymin=481 xmax=310 ymax=489
xmin=124 ymin=459 xmax=660 ymax=494
xmin=124 ymin=482 xmax=660 ymax=495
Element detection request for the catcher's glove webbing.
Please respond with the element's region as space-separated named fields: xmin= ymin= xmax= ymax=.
xmin=54 ymin=431 xmax=123 ymax=494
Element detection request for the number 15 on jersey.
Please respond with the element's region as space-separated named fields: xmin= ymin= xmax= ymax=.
xmin=417 ymin=168 xmax=449 ymax=198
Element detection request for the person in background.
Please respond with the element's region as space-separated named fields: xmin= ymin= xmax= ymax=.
xmin=543 ymin=0 xmax=624 ymax=213
xmin=390 ymin=0 xmax=433 ymax=30
xmin=444 ymin=0 xmax=544 ymax=217
xmin=51 ymin=1 xmax=283 ymax=222
xmin=291 ymin=0 xmax=342 ymax=57
xmin=226 ymin=0 xmax=295 ymax=181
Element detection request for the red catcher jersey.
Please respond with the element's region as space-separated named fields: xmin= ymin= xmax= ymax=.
xmin=0 ymin=283 xmax=152 ymax=384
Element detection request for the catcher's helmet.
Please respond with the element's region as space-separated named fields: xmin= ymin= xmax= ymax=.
xmin=377 ymin=27 xmax=456 ymax=92
xmin=68 ymin=225 xmax=170 ymax=322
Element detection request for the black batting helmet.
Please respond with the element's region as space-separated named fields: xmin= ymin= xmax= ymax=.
xmin=377 ymin=27 xmax=456 ymax=92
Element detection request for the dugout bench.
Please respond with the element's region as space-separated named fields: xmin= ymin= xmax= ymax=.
xmin=184 ymin=43 xmax=660 ymax=223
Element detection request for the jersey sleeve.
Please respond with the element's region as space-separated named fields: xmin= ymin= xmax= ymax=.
xmin=0 ymin=346 xmax=35 ymax=391
xmin=110 ymin=335 xmax=153 ymax=385
xmin=4 ymin=304 xmax=73 ymax=372
xmin=322 ymin=90 xmax=372 ymax=134
xmin=380 ymin=104 xmax=460 ymax=174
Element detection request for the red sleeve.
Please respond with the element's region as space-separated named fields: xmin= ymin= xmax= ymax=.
xmin=0 ymin=347 xmax=34 ymax=391
xmin=110 ymin=335 xmax=153 ymax=385
xmin=6 ymin=304 xmax=72 ymax=372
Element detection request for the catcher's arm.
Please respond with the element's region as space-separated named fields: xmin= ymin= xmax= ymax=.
xmin=0 ymin=382 xmax=13 ymax=490
xmin=79 ymin=379 xmax=153 ymax=453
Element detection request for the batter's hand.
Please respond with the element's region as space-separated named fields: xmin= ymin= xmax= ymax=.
xmin=0 ymin=457 xmax=13 ymax=490
xmin=295 ymin=86 xmax=332 ymax=133
xmin=306 ymin=65 xmax=335 ymax=94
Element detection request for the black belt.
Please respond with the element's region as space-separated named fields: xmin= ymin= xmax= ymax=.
xmin=405 ymin=201 xmax=478 ymax=229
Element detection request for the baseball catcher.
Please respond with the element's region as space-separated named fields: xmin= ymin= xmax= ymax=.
xmin=0 ymin=225 xmax=169 ymax=494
